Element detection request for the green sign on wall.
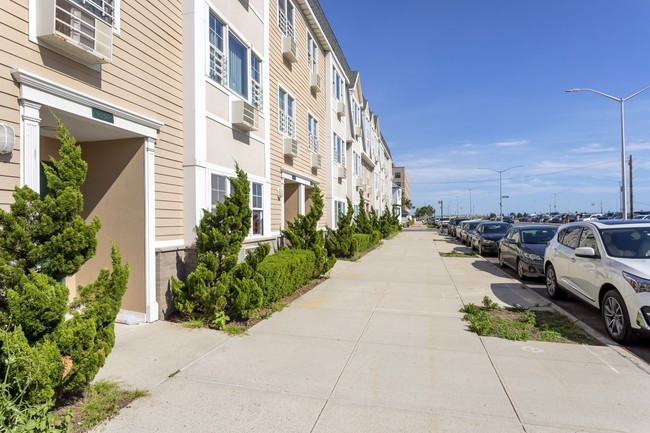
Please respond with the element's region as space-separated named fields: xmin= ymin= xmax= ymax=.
xmin=92 ymin=107 xmax=114 ymax=124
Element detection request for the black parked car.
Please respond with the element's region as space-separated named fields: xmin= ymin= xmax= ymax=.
xmin=471 ymin=222 xmax=512 ymax=255
xmin=498 ymin=225 xmax=558 ymax=279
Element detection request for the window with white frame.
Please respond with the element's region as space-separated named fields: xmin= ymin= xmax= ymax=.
xmin=208 ymin=13 xmax=262 ymax=105
xmin=353 ymin=151 xmax=361 ymax=176
xmin=308 ymin=114 xmax=319 ymax=153
xmin=307 ymin=32 xmax=318 ymax=74
xmin=333 ymin=134 xmax=345 ymax=166
xmin=278 ymin=0 xmax=294 ymax=37
xmin=251 ymin=54 xmax=262 ymax=108
xmin=278 ymin=87 xmax=296 ymax=137
xmin=332 ymin=67 xmax=343 ymax=100
xmin=210 ymin=174 xmax=228 ymax=210
xmin=252 ymin=182 xmax=263 ymax=235
xmin=334 ymin=200 xmax=345 ymax=226
xmin=352 ymin=99 xmax=360 ymax=126
xmin=353 ymin=204 xmax=359 ymax=216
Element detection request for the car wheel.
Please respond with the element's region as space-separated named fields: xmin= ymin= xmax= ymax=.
xmin=517 ymin=259 xmax=526 ymax=280
xmin=545 ymin=264 xmax=566 ymax=299
xmin=498 ymin=251 xmax=505 ymax=267
xmin=602 ymin=290 xmax=633 ymax=344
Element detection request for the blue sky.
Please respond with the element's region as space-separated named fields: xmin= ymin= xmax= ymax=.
xmin=319 ymin=0 xmax=650 ymax=216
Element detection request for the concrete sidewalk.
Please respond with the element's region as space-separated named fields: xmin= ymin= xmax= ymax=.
xmin=96 ymin=230 xmax=650 ymax=433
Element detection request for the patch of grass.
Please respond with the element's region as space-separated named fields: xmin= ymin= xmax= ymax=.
xmin=60 ymin=380 xmax=147 ymax=433
xmin=223 ymin=323 xmax=247 ymax=336
xmin=439 ymin=250 xmax=478 ymax=257
xmin=460 ymin=296 xmax=599 ymax=344
xmin=181 ymin=317 xmax=207 ymax=329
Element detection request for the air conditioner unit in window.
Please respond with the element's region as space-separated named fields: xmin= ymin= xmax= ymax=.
xmin=337 ymin=165 xmax=347 ymax=179
xmin=336 ymin=101 xmax=346 ymax=117
xmin=354 ymin=126 xmax=362 ymax=138
xmin=283 ymin=137 xmax=299 ymax=157
xmin=311 ymin=152 xmax=322 ymax=169
xmin=231 ymin=100 xmax=259 ymax=132
xmin=354 ymin=177 xmax=362 ymax=188
xmin=36 ymin=0 xmax=113 ymax=64
xmin=310 ymin=73 xmax=321 ymax=93
xmin=282 ymin=36 xmax=298 ymax=63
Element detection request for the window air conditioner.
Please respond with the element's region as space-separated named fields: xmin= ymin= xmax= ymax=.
xmin=231 ymin=100 xmax=259 ymax=132
xmin=336 ymin=101 xmax=346 ymax=117
xmin=354 ymin=126 xmax=362 ymax=138
xmin=282 ymin=36 xmax=298 ymax=63
xmin=311 ymin=152 xmax=322 ymax=169
xmin=310 ymin=73 xmax=321 ymax=93
xmin=337 ymin=165 xmax=347 ymax=179
xmin=283 ymin=137 xmax=299 ymax=157
xmin=36 ymin=0 xmax=113 ymax=64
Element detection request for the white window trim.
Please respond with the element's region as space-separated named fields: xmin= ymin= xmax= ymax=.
xmin=307 ymin=31 xmax=318 ymax=74
xmin=278 ymin=85 xmax=296 ymax=138
xmin=307 ymin=112 xmax=319 ymax=154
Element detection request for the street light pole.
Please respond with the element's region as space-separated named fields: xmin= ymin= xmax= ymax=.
xmin=467 ymin=187 xmax=477 ymax=218
xmin=478 ymin=166 xmax=522 ymax=221
xmin=566 ymin=86 xmax=650 ymax=220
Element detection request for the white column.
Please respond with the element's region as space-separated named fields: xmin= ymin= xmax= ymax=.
xmin=298 ymin=184 xmax=305 ymax=215
xmin=19 ymin=100 xmax=41 ymax=191
xmin=144 ymin=137 xmax=159 ymax=322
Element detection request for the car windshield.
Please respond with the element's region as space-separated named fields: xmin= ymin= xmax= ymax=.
xmin=483 ymin=224 xmax=510 ymax=233
xmin=468 ymin=221 xmax=481 ymax=230
xmin=521 ymin=228 xmax=557 ymax=244
xmin=600 ymin=227 xmax=650 ymax=258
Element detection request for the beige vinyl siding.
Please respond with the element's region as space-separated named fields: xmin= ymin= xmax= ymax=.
xmin=269 ymin=0 xmax=329 ymax=232
xmin=0 ymin=0 xmax=184 ymax=241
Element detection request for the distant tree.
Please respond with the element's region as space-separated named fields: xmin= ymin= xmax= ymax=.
xmin=414 ymin=205 xmax=434 ymax=219
xmin=401 ymin=197 xmax=413 ymax=210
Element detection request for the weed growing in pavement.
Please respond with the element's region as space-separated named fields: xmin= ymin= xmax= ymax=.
xmin=223 ymin=324 xmax=247 ymax=336
xmin=439 ymin=250 xmax=478 ymax=257
xmin=460 ymin=296 xmax=599 ymax=344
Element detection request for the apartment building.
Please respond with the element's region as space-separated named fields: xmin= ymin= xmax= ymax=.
xmin=393 ymin=165 xmax=410 ymax=215
xmin=0 ymin=0 xmax=184 ymax=323
xmin=268 ymin=0 xmax=330 ymax=232
xmin=181 ymin=0 xmax=271 ymax=252
xmin=0 ymin=0 xmax=399 ymax=323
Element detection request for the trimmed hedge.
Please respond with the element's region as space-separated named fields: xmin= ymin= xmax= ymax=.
xmin=371 ymin=230 xmax=382 ymax=245
xmin=352 ymin=233 xmax=371 ymax=253
xmin=258 ymin=249 xmax=316 ymax=303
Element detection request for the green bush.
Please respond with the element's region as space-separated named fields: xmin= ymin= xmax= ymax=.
xmin=171 ymin=164 xmax=269 ymax=325
xmin=0 ymin=118 xmax=128 ymax=428
xmin=351 ymin=233 xmax=371 ymax=253
xmin=326 ymin=197 xmax=357 ymax=258
xmin=258 ymin=249 xmax=315 ymax=303
xmin=281 ymin=184 xmax=335 ymax=276
xmin=371 ymin=230 xmax=382 ymax=245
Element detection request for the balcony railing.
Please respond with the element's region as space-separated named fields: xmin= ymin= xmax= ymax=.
xmin=278 ymin=9 xmax=294 ymax=37
xmin=279 ymin=109 xmax=295 ymax=138
xmin=308 ymin=133 xmax=319 ymax=153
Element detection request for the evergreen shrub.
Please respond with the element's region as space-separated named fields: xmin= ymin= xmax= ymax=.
xmin=258 ymin=249 xmax=315 ymax=302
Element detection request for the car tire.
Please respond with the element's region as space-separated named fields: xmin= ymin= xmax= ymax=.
xmin=545 ymin=264 xmax=566 ymax=299
xmin=601 ymin=289 xmax=634 ymax=344
xmin=517 ymin=259 xmax=526 ymax=280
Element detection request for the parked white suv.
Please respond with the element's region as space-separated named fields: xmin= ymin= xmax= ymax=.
xmin=544 ymin=220 xmax=650 ymax=343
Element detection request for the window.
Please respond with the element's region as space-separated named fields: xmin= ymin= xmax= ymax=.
xmin=332 ymin=67 xmax=343 ymax=100
xmin=251 ymin=55 xmax=262 ymax=108
xmin=229 ymin=34 xmax=248 ymax=98
xmin=353 ymin=204 xmax=359 ymax=216
xmin=208 ymin=14 xmax=225 ymax=84
xmin=560 ymin=226 xmax=582 ymax=249
xmin=353 ymin=151 xmax=360 ymax=176
xmin=278 ymin=0 xmax=294 ymax=36
xmin=307 ymin=33 xmax=318 ymax=74
xmin=252 ymin=182 xmax=263 ymax=235
xmin=395 ymin=172 xmax=401 ymax=179
xmin=334 ymin=200 xmax=345 ymax=226
xmin=278 ymin=88 xmax=295 ymax=137
xmin=211 ymin=174 xmax=228 ymax=209
xmin=209 ymin=12 xmax=262 ymax=105
xmin=333 ymin=134 xmax=344 ymax=166
xmin=308 ymin=114 xmax=319 ymax=153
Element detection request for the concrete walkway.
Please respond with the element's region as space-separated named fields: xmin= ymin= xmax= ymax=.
xmin=96 ymin=230 xmax=650 ymax=433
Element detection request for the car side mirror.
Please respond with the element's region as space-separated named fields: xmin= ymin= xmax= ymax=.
xmin=575 ymin=247 xmax=596 ymax=258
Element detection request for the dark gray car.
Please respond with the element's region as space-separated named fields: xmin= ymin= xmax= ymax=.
xmin=498 ymin=225 xmax=557 ymax=279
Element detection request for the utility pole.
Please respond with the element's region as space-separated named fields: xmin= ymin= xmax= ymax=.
xmin=629 ymin=155 xmax=634 ymax=218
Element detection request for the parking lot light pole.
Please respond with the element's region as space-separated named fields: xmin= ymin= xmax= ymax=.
xmin=478 ymin=166 xmax=522 ymax=221
xmin=566 ymin=86 xmax=650 ymax=221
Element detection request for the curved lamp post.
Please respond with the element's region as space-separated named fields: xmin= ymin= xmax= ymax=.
xmin=478 ymin=165 xmax=522 ymax=221
xmin=566 ymin=86 xmax=650 ymax=220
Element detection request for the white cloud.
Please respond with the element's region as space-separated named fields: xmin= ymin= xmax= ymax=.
xmin=569 ymin=142 xmax=616 ymax=154
xmin=493 ymin=140 xmax=529 ymax=147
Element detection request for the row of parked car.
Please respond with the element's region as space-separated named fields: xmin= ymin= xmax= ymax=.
xmin=443 ymin=218 xmax=650 ymax=344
